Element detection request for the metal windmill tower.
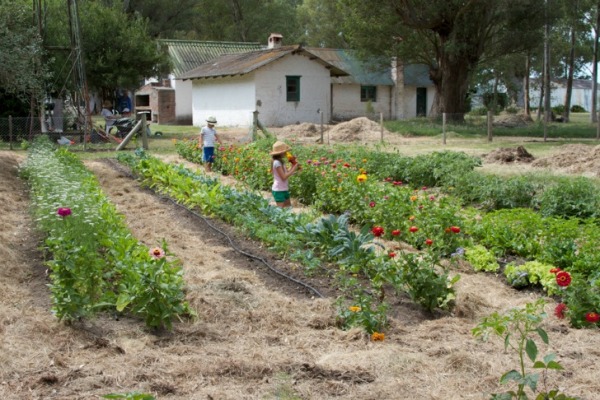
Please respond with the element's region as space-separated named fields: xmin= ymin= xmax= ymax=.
xmin=33 ymin=0 xmax=93 ymax=147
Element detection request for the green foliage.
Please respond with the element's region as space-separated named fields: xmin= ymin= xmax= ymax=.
xmin=465 ymin=245 xmax=500 ymax=272
xmin=0 ymin=1 xmax=48 ymax=100
xmin=535 ymin=177 xmax=600 ymax=219
xmin=570 ymin=105 xmax=586 ymax=112
xmin=473 ymin=299 xmax=576 ymax=400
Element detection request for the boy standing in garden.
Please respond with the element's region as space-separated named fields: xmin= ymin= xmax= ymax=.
xmin=270 ymin=141 xmax=299 ymax=208
xmin=199 ymin=116 xmax=221 ymax=172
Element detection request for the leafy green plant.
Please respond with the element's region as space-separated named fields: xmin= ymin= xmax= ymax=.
xmin=473 ymin=299 xmax=577 ymax=400
xmin=503 ymin=261 xmax=558 ymax=294
xmin=465 ymin=244 xmax=500 ymax=272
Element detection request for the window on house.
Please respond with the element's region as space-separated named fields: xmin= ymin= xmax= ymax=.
xmin=361 ymin=86 xmax=377 ymax=102
xmin=286 ymin=76 xmax=301 ymax=102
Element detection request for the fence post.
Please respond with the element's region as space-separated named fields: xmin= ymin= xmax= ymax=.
xmin=141 ymin=113 xmax=149 ymax=150
xmin=380 ymin=112 xmax=384 ymax=143
xmin=487 ymin=110 xmax=493 ymax=142
xmin=9 ymin=115 xmax=13 ymax=150
xmin=597 ymin=111 xmax=600 ymax=140
xmin=442 ymin=113 xmax=447 ymax=145
xmin=320 ymin=111 xmax=324 ymax=144
xmin=252 ymin=111 xmax=259 ymax=142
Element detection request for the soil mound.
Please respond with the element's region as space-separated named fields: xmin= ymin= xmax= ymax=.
xmin=277 ymin=122 xmax=326 ymax=138
xmin=493 ymin=113 xmax=533 ymax=127
xmin=326 ymin=117 xmax=389 ymax=142
xmin=532 ymin=144 xmax=600 ymax=177
xmin=483 ymin=146 xmax=535 ymax=164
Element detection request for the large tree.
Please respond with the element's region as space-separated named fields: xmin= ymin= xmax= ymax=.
xmin=339 ymin=0 xmax=548 ymax=119
xmin=0 ymin=0 xmax=47 ymax=100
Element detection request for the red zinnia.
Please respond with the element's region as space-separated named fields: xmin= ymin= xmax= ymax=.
xmin=369 ymin=201 xmax=376 ymax=208
xmin=554 ymin=303 xmax=567 ymax=319
xmin=556 ymin=271 xmax=572 ymax=287
xmin=409 ymin=226 xmax=418 ymax=233
xmin=371 ymin=226 xmax=384 ymax=237
xmin=549 ymin=268 xmax=561 ymax=274
xmin=425 ymin=238 xmax=433 ymax=246
xmin=388 ymin=252 xmax=396 ymax=258
xmin=391 ymin=229 xmax=401 ymax=236
xmin=585 ymin=312 xmax=600 ymax=323
xmin=450 ymin=226 xmax=461 ymax=233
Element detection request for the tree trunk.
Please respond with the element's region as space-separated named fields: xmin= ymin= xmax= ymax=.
xmin=592 ymin=1 xmax=600 ymax=123
xmin=524 ymin=53 xmax=531 ymax=116
xmin=436 ymin=53 xmax=471 ymax=122
xmin=563 ymin=25 xmax=576 ymax=122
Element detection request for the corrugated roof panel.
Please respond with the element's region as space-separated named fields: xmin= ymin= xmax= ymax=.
xmin=159 ymin=39 xmax=264 ymax=76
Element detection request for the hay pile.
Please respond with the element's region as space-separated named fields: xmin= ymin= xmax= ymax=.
xmin=274 ymin=117 xmax=390 ymax=144
xmin=493 ymin=113 xmax=533 ymax=127
xmin=532 ymin=144 xmax=600 ymax=177
xmin=483 ymin=146 xmax=535 ymax=164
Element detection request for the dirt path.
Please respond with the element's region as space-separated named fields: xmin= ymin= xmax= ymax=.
xmin=1 ymin=151 xmax=600 ymax=399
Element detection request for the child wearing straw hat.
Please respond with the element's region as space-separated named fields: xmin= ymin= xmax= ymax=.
xmin=270 ymin=141 xmax=299 ymax=208
xmin=199 ymin=116 xmax=221 ymax=172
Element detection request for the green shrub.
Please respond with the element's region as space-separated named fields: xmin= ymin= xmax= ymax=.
xmin=535 ymin=176 xmax=600 ymax=219
xmin=503 ymin=261 xmax=558 ymax=294
xmin=570 ymin=104 xmax=586 ymax=112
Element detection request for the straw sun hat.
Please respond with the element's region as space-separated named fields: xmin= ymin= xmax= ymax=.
xmin=206 ymin=116 xmax=217 ymax=124
xmin=270 ymin=141 xmax=291 ymax=155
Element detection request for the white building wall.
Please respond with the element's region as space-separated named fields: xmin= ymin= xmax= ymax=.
xmin=331 ymin=84 xmax=392 ymax=120
xmin=254 ymin=54 xmax=331 ymax=126
xmin=191 ymin=74 xmax=256 ymax=127
xmin=170 ymin=75 xmax=193 ymax=124
xmin=402 ymin=86 xmax=435 ymax=118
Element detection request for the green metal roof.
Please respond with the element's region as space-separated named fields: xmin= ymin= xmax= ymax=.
xmin=159 ymin=39 xmax=264 ymax=77
xmin=305 ymin=48 xmax=394 ymax=86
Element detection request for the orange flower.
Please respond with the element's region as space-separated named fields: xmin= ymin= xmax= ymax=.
xmin=349 ymin=306 xmax=361 ymax=312
xmin=410 ymin=195 xmax=418 ymax=202
xmin=371 ymin=332 xmax=385 ymax=341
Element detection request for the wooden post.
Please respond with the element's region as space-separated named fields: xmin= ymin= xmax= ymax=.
xmin=487 ymin=110 xmax=493 ymax=142
xmin=442 ymin=113 xmax=447 ymax=145
xmin=141 ymin=113 xmax=149 ymax=150
xmin=8 ymin=115 xmax=13 ymax=150
xmin=597 ymin=109 xmax=600 ymax=140
xmin=115 ymin=120 xmax=142 ymax=151
xmin=252 ymin=111 xmax=258 ymax=141
xmin=380 ymin=112 xmax=384 ymax=143
xmin=320 ymin=111 xmax=324 ymax=144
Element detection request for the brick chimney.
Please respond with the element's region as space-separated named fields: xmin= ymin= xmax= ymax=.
xmin=268 ymin=33 xmax=283 ymax=49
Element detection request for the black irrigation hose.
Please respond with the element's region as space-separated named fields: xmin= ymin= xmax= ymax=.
xmin=104 ymin=158 xmax=324 ymax=299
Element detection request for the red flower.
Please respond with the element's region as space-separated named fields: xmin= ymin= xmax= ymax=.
xmin=57 ymin=207 xmax=72 ymax=217
xmin=371 ymin=226 xmax=384 ymax=237
xmin=549 ymin=268 xmax=561 ymax=274
xmin=554 ymin=303 xmax=567 ymax=319
xmin=369 ymin=201 xmax=376 ymax=207
xmin=393 ymin=181 xmax=403 ymax=186
xmin=409 ymin=226 xmax=418 ymax=233
xmin=585 ymin=312 xmax=600 ymax=323
xmin=388 ymin=252 xmax=396 ymax=258
xmin=450 ymin=226 xmax=461 ymax=233
xmin=425 ymin=239 xmax=433 ymax=246
xmin=391 ymin=229 xmax=401 ymax=236
xmin=556 ymin=271 xmax=572 ymax=287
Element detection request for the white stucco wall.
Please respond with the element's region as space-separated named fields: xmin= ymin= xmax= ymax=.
xmin=254 ymin=53 xmax=332 ymax=126
xmin=191 ymin=74 xmax=256 ymax=127
xmin=170 ymin=76 xmax=193 ymax=124
xmin=331 ymin=83 xmax=392 ymax=120
xmin=530 ymin=87 xmax=593 ymax=112
xmin=402 ymin=86 xmax=435 ymax=118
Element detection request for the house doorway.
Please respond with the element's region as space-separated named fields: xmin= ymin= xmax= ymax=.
xmin=416 ymin=87 xmax=427 ymax=116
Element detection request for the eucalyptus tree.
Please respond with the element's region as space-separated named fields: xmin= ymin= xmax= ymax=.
xmin=339 ymin=0 xmax=549 ymax=119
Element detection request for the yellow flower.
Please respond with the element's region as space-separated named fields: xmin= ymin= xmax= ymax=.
xmin=362 ymin=158 xmax=367 ymax=163
xmin=410 ymin=195 xmax=418 ymax=202
xmin=357 ymin=173 xmax=367 ymax=183
xmin=349 ymin=306 xmax=361 ymax=312
xmin=235 ymin=157 xmax=240 ymax=162
xmin=371 ymin=332 xmax=385 ymax=341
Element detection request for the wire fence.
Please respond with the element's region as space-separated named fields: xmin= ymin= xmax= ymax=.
xmin=0 ymin=116 xmax=44 ymax=149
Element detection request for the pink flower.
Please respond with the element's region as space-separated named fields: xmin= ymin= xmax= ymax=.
xmin=149 ymin=247 xmax=165 ymax=259
xmin=369 ymin=201 xmax=376 ymax=208
xmin=57 ymin=207 xmax=72 ymax=217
